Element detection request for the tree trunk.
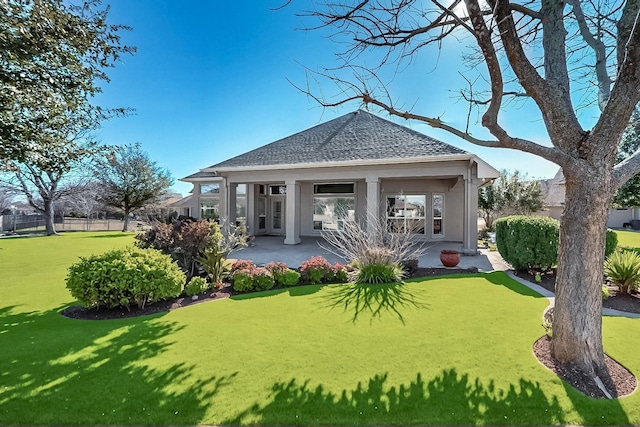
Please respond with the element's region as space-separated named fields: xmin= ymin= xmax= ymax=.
xmin=122 ymin=209 xmax=130 ymax=232
xmin=43 ymin=198 xmax=57 ymax=236
xmin=551 ymin=167 xmax=612 ymax=388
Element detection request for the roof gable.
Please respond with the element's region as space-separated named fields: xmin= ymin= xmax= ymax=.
xmin=206 ymin=110 xmax=468 ymax=170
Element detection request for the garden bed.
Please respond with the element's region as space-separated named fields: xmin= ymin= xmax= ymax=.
xmin=61 ymin=266 xmax=479 ymax=320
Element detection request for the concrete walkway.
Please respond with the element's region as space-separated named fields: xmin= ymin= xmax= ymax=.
xmin=233 ymin=235 xmax=640 ymax=319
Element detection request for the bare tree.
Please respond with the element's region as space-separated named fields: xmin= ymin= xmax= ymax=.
xmin=299 ymin=0 xmax=640 ymax=393
xmin=0 ymin=186 xmax=14 ymax=214
xmin=94 ymin=144 xmax=173 ymax=232
xmin=0 ymin=139 xmax=97 ymax=235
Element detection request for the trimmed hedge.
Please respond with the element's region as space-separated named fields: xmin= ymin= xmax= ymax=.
xmin=605 ymin=229 xmax=618 ymax=259
xmin=495 ymin=216 xmax=559 ymax=271
xmin=496 ymin=215 xmax=618 ymax=270
xmin=66 ymin=246 xmax=185 ymax=310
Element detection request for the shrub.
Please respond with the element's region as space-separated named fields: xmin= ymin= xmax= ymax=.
xmin=265 ymin=262 xmax=301 ymax=286
xmin=604 ymin=250 xmax=640 ymax=294
xmin=185 ymin=277 xmax=209 ymax=296
xmin=495 ymin=215 xmax=559 ymax=271
xmin=232 ymin=269 xmax=255 ymax=292
xmin=265 ymin=262 xmax=288 ymax=284
xmin=280 ymin=269 xmax=301 ymax=286
xmin=253 ymin=268 xmax=275 ymax=291
xmin=333 ymin=263 xmax=349 ymax=283
xmin=199 ymin=248 xmax=228 ymax=286
xmin=231 ymin=259 xmax=256 ymax=273
xmin=602 ymin=285 xmax=610 ymax=300
xmin=605 ymin=229 xmax=618 ymax=259
xmin=66 ymin=246 xmax=185 ymax=310
xmin=300 ymin=256 xmax=334 ymax=284
xmin=355 ymin=262 xmax=404 ymax=284
xmin=136 ymin=218 xmax=215 ymax=279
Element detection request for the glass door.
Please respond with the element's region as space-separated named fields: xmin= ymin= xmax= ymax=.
xmin=270 ymin=198 xmax=286 ymax=235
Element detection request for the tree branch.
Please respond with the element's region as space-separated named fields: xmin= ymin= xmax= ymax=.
xmin=613 ymin=148 xmax=640 ymax=190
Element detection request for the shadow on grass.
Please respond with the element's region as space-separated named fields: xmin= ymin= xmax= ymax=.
xmin=483 ymin=271 xmax=548 ymax=298
xmin=0 ymin=305 xmax=235 ymax=425
xmin=226 ymin=369 xmax=630 ymax=425
xmin=320 ymin=282 xmax=429 ymax=324
xmin=81 ymin=232 xmax=134 ymax=238
xmin=230 ymin=284 xmax=323 ymax=301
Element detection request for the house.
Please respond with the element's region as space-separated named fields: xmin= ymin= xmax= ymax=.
xmin=539 ymin=169 xmax=640 ymax=228
xmin=538 ymin=169 xmax=565 ymax=221
xmin=181 ymin=110 xmax=500 ymax=254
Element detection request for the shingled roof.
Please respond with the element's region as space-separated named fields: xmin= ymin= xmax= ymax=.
xmin=205 ymin=110 xmax=468 ymax=170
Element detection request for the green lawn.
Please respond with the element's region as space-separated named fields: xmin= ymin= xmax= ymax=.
xmin=615 ymin=229 xmax=640 ymax=248
xmin=1 ymin=232 xmax=640 ymax=425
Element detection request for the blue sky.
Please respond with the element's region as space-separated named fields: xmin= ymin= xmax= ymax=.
xmin=95 ymin=1 xmax=577 ymax=196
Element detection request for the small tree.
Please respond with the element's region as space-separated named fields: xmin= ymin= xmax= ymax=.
xmin=478 ymin=170 xmax=543 ymax=230
xmin=95 ymin=144 xmax=173 ymax=232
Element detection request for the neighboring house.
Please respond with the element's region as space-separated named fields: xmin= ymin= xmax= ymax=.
xmin=538 ymin=169 xmax=640 ymax=228
xmin=538 ymin=169 xmax=566 ymax=221
xmin=181 ymin=110 xmax=500 ymax=254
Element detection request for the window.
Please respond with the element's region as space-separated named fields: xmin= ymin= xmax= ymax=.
xmin=314 ymin=183 xmax=354 ymax=194
xmin=313 ymin=197 xmax=355 ymax=230
xmin=235 ymin=184 xmax=247 ymax=223
xmin=258 ymin=197 xmax=266 ymax=230
xmin=200 ymin=183 xmax=219 ymax=194
xmin=313 ymin=182 xmax=355 ymax=231
xmin=386 ymin=195 xmax=426 ymax=234
xmin=432 ymin=194 xmax=444 ymax=237
xmin=200 ymin=198 xmax=219 ymax=220
xmin=270 ymin=185 xmax=286 ymax=195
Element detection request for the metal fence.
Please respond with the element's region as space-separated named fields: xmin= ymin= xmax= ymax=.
xmin=0 ymin=215 xmax=140 ymax=234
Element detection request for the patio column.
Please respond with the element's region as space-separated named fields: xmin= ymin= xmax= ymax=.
xmin=366 ymin=177 xmax=380 ymax=236
xmin=284 ymin=180 xmax=301 ymax=245
xmin=462 ymin=168 xmax=478 ymax=255
xmin=218 ymin=179 xmax=227 ymax=224
xmin=227 ymin=183 xmax=237 ymax=226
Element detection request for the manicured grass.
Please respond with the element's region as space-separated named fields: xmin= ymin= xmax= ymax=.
xmin=615 ymin=229 xmax=640 ymax=249
xmin=1 ymin=232 xmax=640 ymax=425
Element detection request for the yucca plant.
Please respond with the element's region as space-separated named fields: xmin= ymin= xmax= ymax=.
xmin=604 ymin=250 xmax=640 ymax=295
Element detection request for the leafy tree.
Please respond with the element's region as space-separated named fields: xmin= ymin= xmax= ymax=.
xmin=0 ymin=0 xmax=134 ymax=162
xmin=478 ymin=170 xmax=543 ymax=230
xmin=612 ymin=110 xmax=640 ymax=207
xmin=301 ymin=0 xmax=640 ymax=390
xmin=95 ymin=144 xmax=173 ymax=232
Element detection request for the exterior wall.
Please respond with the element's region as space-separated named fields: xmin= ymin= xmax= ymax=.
xmin=186 ymin=159 xmax=491 ymax=247
xmin=608 ymin=208 xmax=634 ymax=228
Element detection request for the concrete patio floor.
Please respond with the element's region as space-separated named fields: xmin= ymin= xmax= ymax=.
xmin=231 ymin=236 xmax=502 ymax=271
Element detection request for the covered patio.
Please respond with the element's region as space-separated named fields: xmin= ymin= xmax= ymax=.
xmin=231 ymin=236 xmax=499 ymax=271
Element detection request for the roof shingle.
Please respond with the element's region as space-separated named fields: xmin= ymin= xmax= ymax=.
xmin=207 ymin=110 xmax=467 ymax=170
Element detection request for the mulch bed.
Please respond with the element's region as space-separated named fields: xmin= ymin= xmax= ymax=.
xmin=533 ymin=335 xmax=637 ymax=398
xmin=518 ymin=270 xmax=639 ymax=398
xmin=514 ymin=269 xmax=640 ymax=314
xmin=61 ymin=266 xmax=479 ymax=321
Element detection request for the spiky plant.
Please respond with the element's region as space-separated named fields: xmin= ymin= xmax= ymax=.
xmin=604 ymin=250 xmax=640 ymax=295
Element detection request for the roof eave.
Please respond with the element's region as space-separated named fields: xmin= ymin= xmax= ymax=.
xmin=204 ymin=154 xmax=475 ymax=173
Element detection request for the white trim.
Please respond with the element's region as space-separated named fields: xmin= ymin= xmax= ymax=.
xmin=203 ymin=154 xmax=475 ymax=173
xmin=431 ymin=193 xmax=445 ymax=239
xmin=386 ymin=194 xmax=427 ymax=236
